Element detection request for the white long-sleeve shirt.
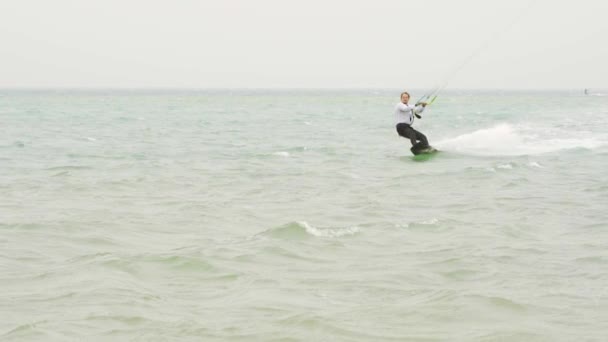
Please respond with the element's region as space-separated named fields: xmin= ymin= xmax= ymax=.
xmin=394 ymin=102 xmax=425 ymax=125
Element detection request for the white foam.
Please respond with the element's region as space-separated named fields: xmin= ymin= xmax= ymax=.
xmin=297 ymin=221 xmax=359 ymax=238
xmin=419 ymin=218 xmax=439 ymax=225
xmin=273 ymin=151 xmax=290 ymax=157
xmin=436 ymin=123 xmax=605 ymax=156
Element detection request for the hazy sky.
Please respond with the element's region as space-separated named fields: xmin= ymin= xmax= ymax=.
xmin=1 ymin=0 xmax=606 ymax=88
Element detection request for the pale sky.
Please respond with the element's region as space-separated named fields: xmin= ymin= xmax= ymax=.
xmin=1 ymin=0 xmax=606 ymax=89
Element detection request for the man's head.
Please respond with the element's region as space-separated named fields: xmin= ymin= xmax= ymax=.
xmin=400 ymin=92 xmax=410 ymax=104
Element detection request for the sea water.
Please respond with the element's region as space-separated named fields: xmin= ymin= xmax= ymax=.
xmin=1 ymin=89 xmax=607 ymax=341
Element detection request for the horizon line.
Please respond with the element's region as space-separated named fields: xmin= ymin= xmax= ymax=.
xmin=0 ymin=87 xmax=600 ymax=91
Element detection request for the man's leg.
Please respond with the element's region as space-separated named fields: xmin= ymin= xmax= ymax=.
xmin=413 ymin=129 xmax=429 ymax=148
xmin=404 ymin=127 xmax=418 ymax=146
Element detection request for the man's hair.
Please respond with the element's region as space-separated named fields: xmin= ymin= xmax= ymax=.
xmin=400 ymin=91 xmax=410 ymax=98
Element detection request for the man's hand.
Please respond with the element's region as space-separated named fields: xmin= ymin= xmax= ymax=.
xmin=418 ymin=102 xmax=428 ymax=107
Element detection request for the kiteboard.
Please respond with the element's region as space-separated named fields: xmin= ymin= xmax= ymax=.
xmin=411 ymin=145 xmax=438 ymax=156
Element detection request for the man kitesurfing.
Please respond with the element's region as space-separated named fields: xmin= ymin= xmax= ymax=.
xmin=391 ymin=4 xmax=531 ymax=156
xmin=394 ymin=91 xmax=435 ymax=155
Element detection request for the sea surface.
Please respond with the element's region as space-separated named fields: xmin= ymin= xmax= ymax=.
xmin=1 ymin=89 xmax=607 ymax=341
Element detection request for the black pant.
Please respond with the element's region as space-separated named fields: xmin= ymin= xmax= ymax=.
xmin=396 ymin=123 xmax=429 ymax=149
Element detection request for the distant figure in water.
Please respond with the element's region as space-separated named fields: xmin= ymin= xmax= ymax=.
xmin=584 ymin=88 xmax=589 ymax=95
xmin=394 ymin=91 xmax=429 ymax=152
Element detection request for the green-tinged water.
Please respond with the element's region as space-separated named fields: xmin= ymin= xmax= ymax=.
xmin=1 ymin=89 xmax=607 ymax=341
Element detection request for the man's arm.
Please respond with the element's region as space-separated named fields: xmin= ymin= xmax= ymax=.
xmin=414 ymin=102 xmax=427 ymax=118
xmin=396 ymin=103 xmax=412 ymax=112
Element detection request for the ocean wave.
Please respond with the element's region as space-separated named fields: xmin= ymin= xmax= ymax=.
xmin=45 ymin=165 xmax=93 ymax=171
xmin=260 ymin=221 xmax=360 ymax=239
xmin=419 ymin=218 xmax=440 ymax=225
xmin=396 ymin=218 xmax=443 ymax=229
